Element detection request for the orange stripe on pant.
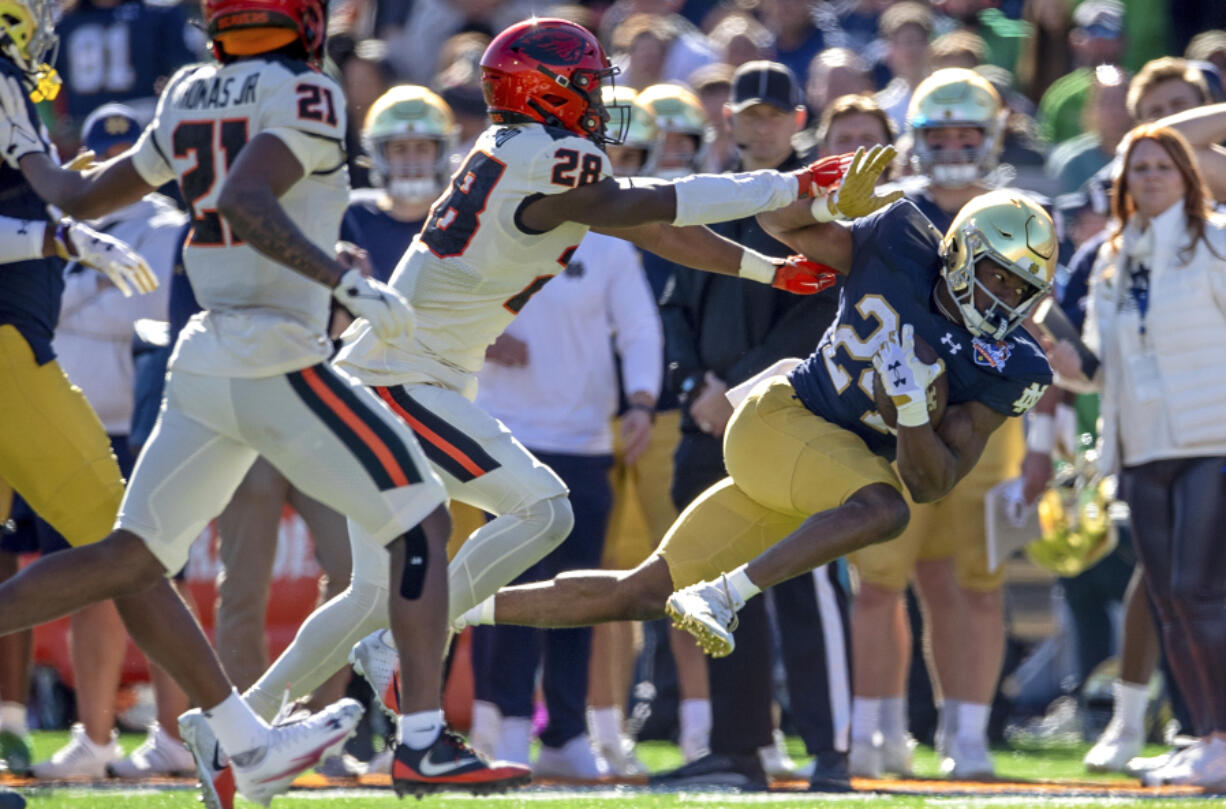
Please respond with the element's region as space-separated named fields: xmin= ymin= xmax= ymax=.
xmin=299 ymin=367 xmax=411 ymax=488
xmin=376 ymin=388 xmax=488 ymax=479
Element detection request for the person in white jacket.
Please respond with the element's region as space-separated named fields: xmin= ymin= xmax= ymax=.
xmin=469 ymin=231 xmax=663 ymax=779
xmin=1050 ymin=123 xmax=1226 ymax=791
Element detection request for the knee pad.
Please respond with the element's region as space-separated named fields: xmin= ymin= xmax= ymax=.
xmin=397 ymin=525 xmax=429 ymax=600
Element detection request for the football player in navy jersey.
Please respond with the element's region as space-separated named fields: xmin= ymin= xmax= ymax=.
xmin=455 ymin=190 xmax=1056 ymax=697
xmin=340 ymin=85 xmax=456 ymax=282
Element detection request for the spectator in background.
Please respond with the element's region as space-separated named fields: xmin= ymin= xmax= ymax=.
xmin=1038 ymin=0 xmax=1128 ymax=145
xmin=1051 ymin=125 xmax=1226 ymax=791
xmin=338 ymin=39 xmax=396 ymax=189
xmin=1016 ymin=0 xmax=1075 ymax=105
xmin=709 ymin=13 xmax=775 ymax=68
xmin=928 ymin=30 xmax=989 ymax=71
xmin=600 ymin=0 xmax=718 ymax=84
xmin=1047 ymin=65 xmax=1133 ymax=194
xmin=378 ymin=0 xmax=534 ymax=83
xmin=874 ymin=2 xmax=934 ymax=130
xmin=689 ymin=63 xmax=736 ymax=172
xmin=638 ymin=83 xmax=710 ymax=181
xmin=1127 ymin=57 xmax=1211 ymax=124
xmin=433 ymin=32 xmax=492 ymax=158
xmin=1186 ymin=30 xmax=1226 ymax=75
xmin=612 ymin=14 xmax=674 ymax=90
xmin=470 ymin=194 xmax=664 ymax=780
xmin=930 ymin=0 xmax=1028 ymax=74
xmin=974 ymin=64 xmax=1052 ymax=195
xmin=805 ymin=48 xmax=873 ymax=124
xmin=761 ymin=0 xmax=825 ymax=85
xmin=651 ymin=61 xmax=852 ymax=793
xmin=0 ymin=105 xmax=188 ymax=780
xmin=49 ymin=0 xmax=204 ymax=152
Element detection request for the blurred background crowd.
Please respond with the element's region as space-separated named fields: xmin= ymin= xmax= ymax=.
xmin=5 ymin=0 xmax=1226 ymax=791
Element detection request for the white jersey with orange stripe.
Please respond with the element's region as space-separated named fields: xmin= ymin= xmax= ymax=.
xmin=130 ymin=56 xmax=349 ymax=378
xmin=335 ymin=122 xmax=612 ymax=398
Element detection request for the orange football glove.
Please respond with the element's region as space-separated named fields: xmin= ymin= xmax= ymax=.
xmin=791 ymin=152 xmax=856 ymax=199
xmin=772 ymin=255 xmax=839 ymax=295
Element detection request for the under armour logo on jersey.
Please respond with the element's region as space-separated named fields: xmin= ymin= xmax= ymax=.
xmin=941 ymin=333 xmax=962 ymax=354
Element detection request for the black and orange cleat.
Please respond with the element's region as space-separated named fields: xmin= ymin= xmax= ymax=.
xmin=392 ymin=729 xmax=531 ymax=798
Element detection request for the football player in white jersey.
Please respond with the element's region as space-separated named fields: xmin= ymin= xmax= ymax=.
xmin=0 ymin=0 xmax=532 ymax=803
xmin=232 ymin=14 xmax=899 ymax=744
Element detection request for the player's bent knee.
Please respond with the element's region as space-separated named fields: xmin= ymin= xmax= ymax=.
xmin=108 ymin=531 xmax=172 ymax=592
xmin=520 ymin=494 xmax=574 ymax=553
xmin=852 ymin=484 xmax=910 ymax=544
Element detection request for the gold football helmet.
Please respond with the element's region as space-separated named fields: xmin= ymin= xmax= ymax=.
xmin=0 ymin=0 xmax=61 ymax=101
xmin=636 ymin=83 xmax=708 ymax=179
xmin=363 ymin=85 xmax=456 ymax=203
xmin=1026 ymin=439 xmax=1120 ymax=577
xmin=941 ymin=190 xmax=1057 ymax=340
xmin=601 ymin=85 xmax=657 ymax=152
xmin=906 ymin=68 xmax=1005 ymax=187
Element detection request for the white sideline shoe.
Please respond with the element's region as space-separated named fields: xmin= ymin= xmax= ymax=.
xmin=758 ymin=729 xmax=797 ymax=778
xmin=849 ymin=736 xmax=882 ymax=778
xmin=231 ymin=699 xmax=364 ymax=807
xmin=665 ymin=575 xmax=742 ymax=658
xmin=881 ymin=733 xmax=916 ymax=776
xmin=178 ymin=710 xmax=233 ymax=809
xmin=31 ymin=724 xmax=120 ymax=779
xmin=109 ymin=722 xmax=195 ymax=777
xmin=940 ymin=736 xmax=995 ymax=780
xmin=1084 ymin=719 xmax=1144 ymax=773
xmin=534 ymin=734 xmax=609 ymax=779
xmin=350 ymin=629 xmax=400 ymax=719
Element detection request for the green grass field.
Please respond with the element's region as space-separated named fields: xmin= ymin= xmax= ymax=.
xmin=7 ymin=730 xmax=1220 ymax=808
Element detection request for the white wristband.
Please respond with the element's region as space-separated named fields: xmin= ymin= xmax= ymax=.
xmin=895 ymin=398 xmax=930 ymax=428
xmin=672 ymin=170 xmax=798 ymax=227
xmin=738 ymin=249 xmax=777 ymax=285
xmin=1026 ymin=413 xmax=1054 ymax=454
xmin=810 ymin=190 xmax=841 ymax=223
xmin=0 ymin=217 xmax=48 ymax=263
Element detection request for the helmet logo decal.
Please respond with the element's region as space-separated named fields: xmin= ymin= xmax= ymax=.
xmin=514 ymin=28 xmax=589 ymax=65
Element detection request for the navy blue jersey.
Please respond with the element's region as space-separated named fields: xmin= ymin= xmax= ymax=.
xmin=0 ymin=59 xmax=64 ymax=364
xmin=53 ymin=0 xmax=201 ymax=122
xmin=339 ymin=190 xmax=424 ymax=283
xmin=788 ymin=201 xmax=1052 ymax=460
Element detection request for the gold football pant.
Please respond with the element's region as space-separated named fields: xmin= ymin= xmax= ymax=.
xmin=657 ymin=377 xmax=901 ymax=588
xmin=0 ymin=325 xmax=122 ymax=546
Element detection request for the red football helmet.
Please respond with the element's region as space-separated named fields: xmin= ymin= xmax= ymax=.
xmin=203 ymin=0 xmax=327 ymax=64
xmin=480 ymin=17 xmax=624 ymax=145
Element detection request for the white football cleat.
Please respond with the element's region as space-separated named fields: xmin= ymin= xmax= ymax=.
xmin=758 ymin=729 xmax=797 ymax=778
xmin=594 ymin=735 xmax=648 ymax=777
xmin=533 ymin=734 xmax=609 ymax=779
xmin=350 ymin=629 xmax=400 ymax=720
xmin=178 ymin=709 xmax=234 ymax=809
xmin=31 ymin=723 xmax=120 ymax=779
xmin=881 ymin=733 xmax=916 ymax=776
xmin=109 ymin=722 xmax=196 ymax=778
xmin=231 ymin=699 xmax=363 ymax=807
xmin=665 ymin=575 xmax=742 ymax=658
xmin=940 ymin=736 xmax=995 ymax=780
xmin=1084 ymin=719 xmax=1144 ymax=773
xmin=1140 ymin=739 xmax=1226 ymax=787
xmin=849 ymin=736 xmax=883 ymax=778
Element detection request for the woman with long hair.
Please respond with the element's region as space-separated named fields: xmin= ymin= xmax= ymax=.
xmin=1052 ymin=124 xmax=1226 ymax=790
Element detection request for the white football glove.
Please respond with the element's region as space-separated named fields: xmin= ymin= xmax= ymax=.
xmin=871 ymin=324 xmax=944 ymax=427
xmin=0 ymin=76 xmax=47 ymax=168
xmin=333 ymin=268 xmax=414 ymax=342
xmin=54 ymin=221 xmax=158 ymax=297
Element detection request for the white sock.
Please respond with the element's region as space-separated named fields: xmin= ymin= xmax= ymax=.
xmin=588 ymin=706 xmax=623 ymax=747
xmin=1115 ymin=680 xmax=1149 ymax=735
xmin=205 ymin=689 xmax=270 ymax=756
xmin=0 ymin=702 xmax=27 ymax=735
xmin=679 ymin=698 xmax=711 ymax=741
xmin=398 ymin=709 xmax=444 ymax=750
xmin=955 ymin=701 xmax=990 ymax=745
xmin=724 ymin=565 xmax=760 ymax=608
xmin=880 ymin=696 xmax=907 ymax=740
xmin=852 ymin=697 xmax=883 ymax=743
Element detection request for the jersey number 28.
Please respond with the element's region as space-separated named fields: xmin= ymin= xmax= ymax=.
xmin=422 ymin=151 xmax=506 ymax=258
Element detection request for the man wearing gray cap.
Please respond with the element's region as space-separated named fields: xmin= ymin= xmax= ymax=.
xmin=1038 ymin=0 xmax=1128 ymax=145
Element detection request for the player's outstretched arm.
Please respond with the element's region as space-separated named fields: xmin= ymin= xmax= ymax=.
xmin=1155 ymin=102 xmax=1226 ymax=201
xmin=595 ymin=220 xmax=839 ymax=294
